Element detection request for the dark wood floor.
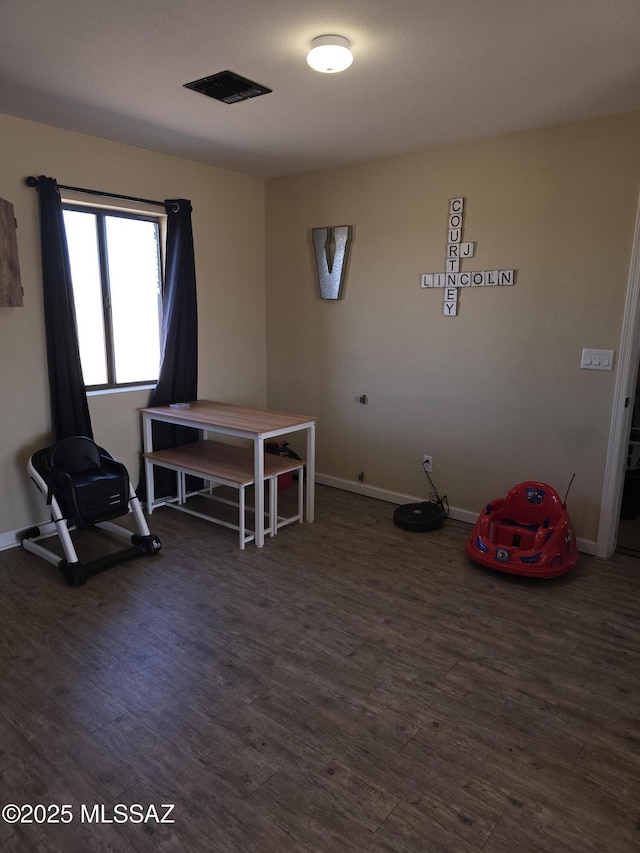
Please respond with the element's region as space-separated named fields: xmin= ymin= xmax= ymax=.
xmin=1 ymin=484 xmax=640 ymax=852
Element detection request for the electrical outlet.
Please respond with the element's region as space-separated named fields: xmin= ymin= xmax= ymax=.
xmin=423 ymin=455 xmax=432 ymax=472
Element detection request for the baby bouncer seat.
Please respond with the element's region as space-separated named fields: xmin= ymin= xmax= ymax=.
xmin=465 ymin=481 xmax=579 ymax=577
xmin=21 ymin=436 xmax=161 ymax=586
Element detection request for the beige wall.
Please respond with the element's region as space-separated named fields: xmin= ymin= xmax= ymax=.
xmin=3 ymin=109 xmax=639 ymax=547
xmin=265 ymin=112 xmax=640 ymax=543
xmin=0 ymin=113 xmax=266 ymax=539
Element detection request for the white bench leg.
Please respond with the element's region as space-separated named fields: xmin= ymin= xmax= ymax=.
xmin=269 ymin=476 xmax=277 ymax=536
xmin=239 ymin=484 xmax=246 ymax=549
xmin=297 ymin=466 xmax=304 ymax=523
xmin=270 ymin=466 xmax=305 ymax=535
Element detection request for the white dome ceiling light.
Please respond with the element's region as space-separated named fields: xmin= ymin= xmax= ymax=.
xmin=307 ymin=35 xmax=353 ymax=74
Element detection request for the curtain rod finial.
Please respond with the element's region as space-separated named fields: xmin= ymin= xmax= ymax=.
xmin=25 ymin=176 xmax=39 ymax=188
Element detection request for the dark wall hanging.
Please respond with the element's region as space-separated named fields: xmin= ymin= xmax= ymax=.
xmin=0 ymin=197 xmax=23 ymax=307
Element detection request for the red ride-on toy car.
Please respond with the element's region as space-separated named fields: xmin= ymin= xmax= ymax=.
xmin=465 ymin=481 xmax=579 ymax=577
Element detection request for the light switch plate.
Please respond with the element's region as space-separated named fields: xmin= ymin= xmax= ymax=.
xmin=581 ymin=348 xmax=614 ymax=370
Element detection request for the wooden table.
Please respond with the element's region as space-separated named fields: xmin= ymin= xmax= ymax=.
xmin=141 ymin=400 xmax=316 ymax=547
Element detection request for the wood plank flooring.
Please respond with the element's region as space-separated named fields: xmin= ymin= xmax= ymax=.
xmin=1 ymin=484 xmax=640 ymax=852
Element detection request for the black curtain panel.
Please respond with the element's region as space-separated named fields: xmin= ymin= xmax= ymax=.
xmin=140 ymin=199 xmax=199 ymax=498
xmin=35 ymin=176 xmax=93 ymax=442
xmin=152 ymin=199 xmax=199 ymax=405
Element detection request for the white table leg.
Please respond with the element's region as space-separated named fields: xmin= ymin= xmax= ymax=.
xmin=254 ymin=435 xmax=265 ymax=547
xmin=305 ymin=422 xmax=315 ymax=522
xmin=143 ymin=414 xmax=155 ymax=514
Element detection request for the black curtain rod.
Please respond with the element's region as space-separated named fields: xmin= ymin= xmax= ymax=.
xmin=24 ymin=176 xmax=168 ymax=209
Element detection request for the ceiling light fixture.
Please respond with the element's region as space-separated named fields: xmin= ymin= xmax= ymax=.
xmin=307 ymin=35 xmax=353 ymax=73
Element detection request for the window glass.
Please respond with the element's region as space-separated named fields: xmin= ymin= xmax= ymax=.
xmin=105 ymin=216 xmax=162 ymax=384
xmin=62 ymin=206 xmax=162 ymax=389
xmin=63 ymin=209 xmax=108 ymax=386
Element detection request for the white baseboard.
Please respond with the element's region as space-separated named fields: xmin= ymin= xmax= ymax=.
xmin=315 ymin=473 xmax=597 ymax=555
xmin=577 ymin=537 xmax=597 ymax=555
xmin=0 ymin=529 xmax=20 ymax=551
xmin=315 ymin=473 xmax=478 ymax=524
xmin=0 ymin=477 xmax=598 ymax=557
xmin=0 ymin=520 xmax=54 ymax=552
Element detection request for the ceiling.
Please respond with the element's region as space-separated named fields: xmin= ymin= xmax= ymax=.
xmin=2 ymin=0 xmax=639 ymax=179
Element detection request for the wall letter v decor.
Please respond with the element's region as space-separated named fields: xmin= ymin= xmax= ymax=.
xmin=312 ymin=225 xmax=353 ymax=300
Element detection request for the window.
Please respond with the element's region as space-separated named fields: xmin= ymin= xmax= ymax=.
xmin=62 ymin=205 xmax=163 ymax=389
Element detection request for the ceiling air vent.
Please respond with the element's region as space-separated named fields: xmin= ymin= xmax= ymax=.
xmin=184 ymin=70 xmax=272 ymax=104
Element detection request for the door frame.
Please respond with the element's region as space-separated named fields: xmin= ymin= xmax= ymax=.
xmin=597 ymin=192 xmax=640 ymax=557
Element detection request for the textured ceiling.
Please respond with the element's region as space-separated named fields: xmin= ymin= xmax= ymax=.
xmin=1 ymin=0 xmax=639 ymax=178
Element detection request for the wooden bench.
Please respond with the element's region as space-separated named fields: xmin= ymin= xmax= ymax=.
xmin=144 ymin=440 xmax=304 ymax=548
